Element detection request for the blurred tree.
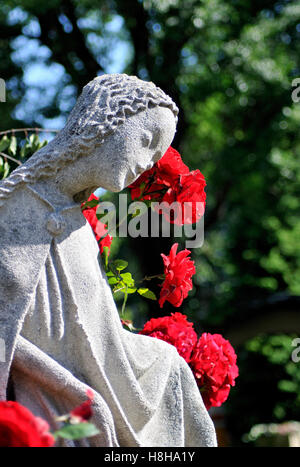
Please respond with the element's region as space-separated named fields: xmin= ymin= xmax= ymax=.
xmin=226 ymin=334 xmax=300 ymax=446
xmin=0 ymin=0 xmax=300 ymax=445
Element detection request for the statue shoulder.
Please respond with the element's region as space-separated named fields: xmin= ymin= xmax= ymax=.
xmin=0 ymin=183 xmax=54 ymax=250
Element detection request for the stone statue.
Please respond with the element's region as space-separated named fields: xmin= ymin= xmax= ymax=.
xmin=0 ymin=74 xmax=217 ymax=447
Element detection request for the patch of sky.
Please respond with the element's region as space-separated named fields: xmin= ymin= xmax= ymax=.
xmin=7 ymin=7 xmax=28 ymax=25
xmin=9 ymin=11 xmax=131 ymax=133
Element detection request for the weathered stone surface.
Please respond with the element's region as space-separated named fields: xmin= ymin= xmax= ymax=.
xmin=0 ymin=74 xmax=217 ymax=447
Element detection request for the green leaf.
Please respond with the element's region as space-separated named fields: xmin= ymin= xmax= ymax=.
xmin=32 ymin=133 xmax=40 ymax=148
xmin=20 ymin=141 xmax=32 ymax=159
xmin=83 ymin=198 xmax=99 ymax=209
xmin=113 ymin=259 xmax=128 ymax=271
xmin=54 ymin=423 xmax=100 ymax=440
xmin=29 ymin=133 xmax=41 ymax=151
xmin=3 ymin=160 xmax=10 ymax=179
xmin=8 ymin=136 xmax=17 ymax=156
xmin=108 ymin=276 xmax=119 ymax=285
xmin=120 ymin=272 xmax=135 ymax=287
xmin=0 ymin=157 xmax=10 ymax=179
xmin=29 ymin=134 xmax=35 ymax=144
xmin=0 ymin=135 xmax=9 ymax=152
xmin=138 ymin=288 xmax=157 ymax=300
xmin=20 ymin=144 xmax=27 ymax=159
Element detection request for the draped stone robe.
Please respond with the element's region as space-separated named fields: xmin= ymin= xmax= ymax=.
xmin=0 ymin=184 xmax=217 ymax=447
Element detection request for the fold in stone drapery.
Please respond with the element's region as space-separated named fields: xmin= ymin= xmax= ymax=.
xmin=27 ymin=247 xmax=65 ymax=341
xmin=22 ymin=241 xmax=66 ymax=344
xmin=46 ymin=249 xmax=65 ymax=340
xmin=11 ymin=336 xmax=120 ymax=447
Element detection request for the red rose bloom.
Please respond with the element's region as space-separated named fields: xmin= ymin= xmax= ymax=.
xmin=129 ymin=147 xmax=206 ymax=225
xmin=129 ymin=168 xmax=158 ymax=201
xmin=154 ymin=146 xmax=189 ymax=187
xmin=189 ymin=333 xmax=239 ymax=410
xmin=100 ymin=234 xmax=113 ymax=255
xmin=82 ymin=194 xmax=106 ymax=241
xmin=0 ymin=401 xmax=55 ymax=447
xmin=82 ymin=194 xmax=113 ymax=255
xmin=70 ymin=389 xmax=94 ymax=423
xmin=129 ymin=147 xmax=189 ymax=201
xmin=159 ymin=243 xmax=196 ymax=308
xmin=161 ymin=170 xmax=206 ymax=225
xmin=139 ymin=312 xmax=198 ymax=362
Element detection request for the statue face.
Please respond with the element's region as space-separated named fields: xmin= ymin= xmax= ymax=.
xmin=92 ymin=106 xmax=176 ymax=192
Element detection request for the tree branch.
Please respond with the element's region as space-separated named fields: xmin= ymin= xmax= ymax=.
xmin=37 ymin=1 xmax=102 ymax=90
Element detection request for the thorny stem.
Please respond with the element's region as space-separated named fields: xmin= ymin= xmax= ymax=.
xmin=143 ymin=274 xmax=165 ymax=281
xmin=136 ymin=274 xmax=165 ymax=285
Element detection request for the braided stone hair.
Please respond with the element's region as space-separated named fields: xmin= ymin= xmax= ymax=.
xmin=0 ymin=74 xmax=178 ymax=207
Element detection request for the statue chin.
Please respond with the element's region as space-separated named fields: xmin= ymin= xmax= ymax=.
xmin=109 ymin=182 xmax=125 ymax=193
xmin=104 ymin=174 xmax=134 ymax=193
xmin=73 ymin=186 xmax=98 ymax=203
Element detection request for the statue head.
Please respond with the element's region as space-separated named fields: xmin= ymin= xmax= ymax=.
xmin=0 ymin=74 xmax=178 ymax=205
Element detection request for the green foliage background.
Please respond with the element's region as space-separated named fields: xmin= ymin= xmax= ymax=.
xmin=0 ymin=0 xmax=300 ymax=445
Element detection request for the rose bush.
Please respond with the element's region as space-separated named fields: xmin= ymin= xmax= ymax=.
xmin=82 ymin=146 xmax=238 ymax=410
xmin=139 ymin=313 xmax=238 ymax=410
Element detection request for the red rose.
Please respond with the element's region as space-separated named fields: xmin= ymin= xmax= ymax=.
xmin=129 ymin=168 xmax=158 ymax=201
xmin=155 ymin=146 xmax=189 ymax=187
xmin=159 ymin=243 xmax=196 ymax=308
xmin=82 ymin=194 xmax=113 ymax=255
xmin=99 ymin=234 xmax=113 ymax=255
xmin=139 ymin=312 xmax=198 ymax=362
xmin=0 ymin=401 xmax=55 ymax=447
xmin=129 ymin=148 xmax=206 ymax=225
xmin=70 ymin=389 xmax=94 ymax=423
xmin=82 ymin=194 xmax=106 ymax=241
xmin=161 ymin=170 xmax=206 ymax=225
xmin=129 ymin=147 xmax=189 ymax=201
xmin=189 ymin=333 xmax=239 ymax=410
